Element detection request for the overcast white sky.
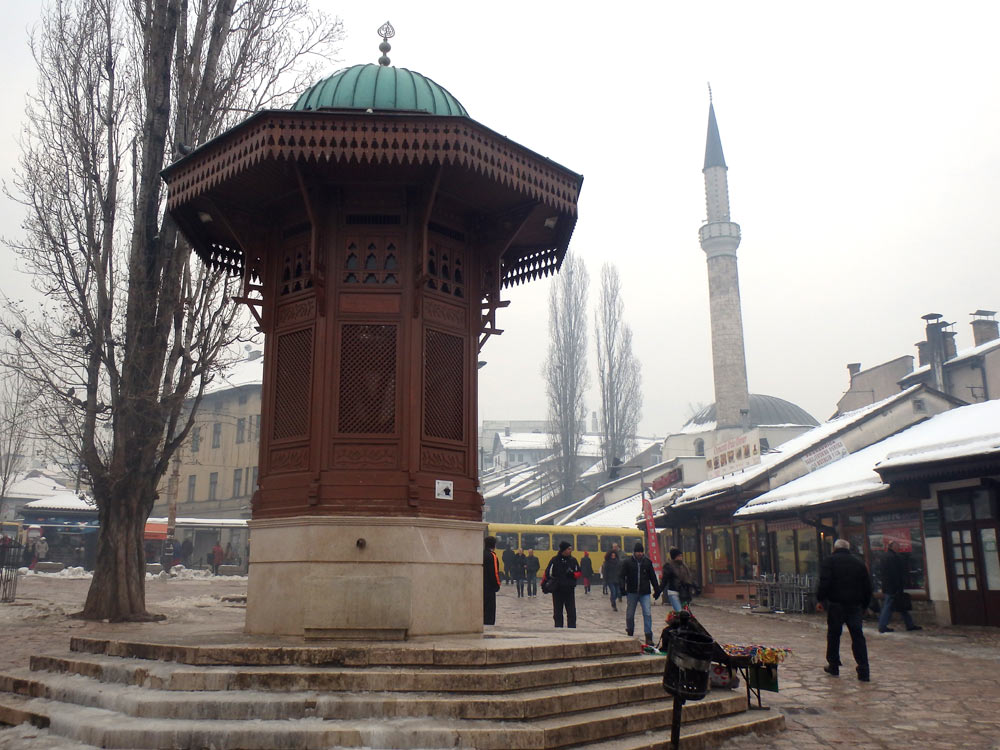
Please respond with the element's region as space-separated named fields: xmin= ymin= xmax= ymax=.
xmin=2 ymin=1 xmax=999 ymax=437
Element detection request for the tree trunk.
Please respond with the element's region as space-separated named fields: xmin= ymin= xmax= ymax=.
xmin=79 ymin=488 xmax=160 ymax=621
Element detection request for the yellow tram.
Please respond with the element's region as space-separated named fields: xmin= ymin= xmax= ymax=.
xmin=487 ymin=523 xmax=643 ymax=578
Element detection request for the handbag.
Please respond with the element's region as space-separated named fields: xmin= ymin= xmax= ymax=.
xmin=541 ymin=576 xmax=558 ymax=595
xmin=894 ymin=592 xmax=912 ymax=612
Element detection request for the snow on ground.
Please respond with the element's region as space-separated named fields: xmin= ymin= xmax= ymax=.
xmin=0 ymin=723 xmax=95 ymax=750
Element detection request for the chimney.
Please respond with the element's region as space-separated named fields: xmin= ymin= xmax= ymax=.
xmin=915 ymin=341 xmax=928 ymax=367
xmin=921 ymin=313 xmax=949 ymax=392
xmin=971 ymin=310 xmax=999 ymax=347
xmin=943 ymin=330 xmax=957 ymax=360
xmin=847 ymin=362 xmax=861 ymax=381
xmin=504 ymin=426 xmax=510 ymax=437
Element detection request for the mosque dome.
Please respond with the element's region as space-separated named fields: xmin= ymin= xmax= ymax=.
xmin=291 ymin=64 xmax=468 ymax=117
xmin=684 ymin=394 xmax=819 ymax=430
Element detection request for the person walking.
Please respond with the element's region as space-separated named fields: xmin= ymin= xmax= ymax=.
xmin=501 ymin=545 xmax=515 ymax=585
xmin=544 ymin=541 xmax=581 ymax=628
xmin=620 ymin=542 xmax=662 ymax=645
xmin=580 ymin=551 xmax=593 ymax=594
xmin=816 ymin=538 xmax=872 ymax=681
xmin=604 ymin=548 xmax=622 ymax=611
xmin=211 ymin=541 xmax=224 ymax=575
xmin=878 ymin=541 xmax=922 ymax=633
xmin=525 ymin=549 xmax=540 ymax=596
xmin=483 ymin=536 xmax=501 ymax=625
xmin=512 ymin=549 xmax=527 ymax=598
xmin=659 ymin=547 xmax=694 ymax=612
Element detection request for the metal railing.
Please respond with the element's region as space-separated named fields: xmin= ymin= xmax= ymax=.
xmin=0 ymin=541 xmax=24 ymax=603
xmin=753 ymin=573 xmax=816 ymax=613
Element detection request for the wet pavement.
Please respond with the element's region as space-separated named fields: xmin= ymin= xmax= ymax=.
xmin=1 ymin=573 xmax=999 ymax=749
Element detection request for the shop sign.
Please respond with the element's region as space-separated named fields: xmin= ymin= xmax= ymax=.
xmin=868 ymin=510 xmax=920 ymax=552
xmin=801 ymin=438 xmax=848 ymax=473
xmin=650 ymin=467 xmax=682 ymax=493
xmin=706 ymin=429 xmax=762 ymax=480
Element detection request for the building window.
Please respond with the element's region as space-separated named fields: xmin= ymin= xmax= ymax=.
xmin=869 ymin=510 xmax=926 ymax=591
xmin=191 ymin=427 xmax=201 ymax=453
xmin=250 ymin=414 xmax=260 ymax=442
xmin=694 ymin=438 xmax=705 ymax=457
xmin=236 ymin=418 xmax=246 ymax=444
xmin=209 ymin=472 xmax=218 ymax=501
xmin=186 ymin=475 xmax=196 ymax=502
xmin=212 ymin=422 xmax=222 ymax=449
xmin=706 ymin=526 xmax=734 ymax=584
xmin=251 ymin=466 xmax=258 ymax=493
xmin=233 ymin=468 xmax=243 ymax=498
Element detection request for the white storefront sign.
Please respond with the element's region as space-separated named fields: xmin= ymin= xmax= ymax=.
xmin=706 ymin=429 xmax=762 ymax=480
xmin=801 ymin=439 xmax=848 ymax=472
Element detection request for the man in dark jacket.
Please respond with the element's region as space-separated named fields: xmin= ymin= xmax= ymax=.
xmin=816 ymin=538 xmax=872 ymax=681
xmin=878 ymin=541 xmax=922 ymax=633
xmin=501 ymin=545 xmax=515 ymax=585
xmin=544 ymin=541 xmax=581 ymax=628
xmin=525 ymin=549 xmax=540 ymax=596
xmin=604 ymin=548 xmax=622 ymax=611
xmin=483 ymin=537 xmax=501 ymax=625
xmin=619 ymin=542 xmax=662 ymax=645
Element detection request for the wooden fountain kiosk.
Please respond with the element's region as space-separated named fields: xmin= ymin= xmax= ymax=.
xmin=161 ymin=28 xmax=582 ymax=638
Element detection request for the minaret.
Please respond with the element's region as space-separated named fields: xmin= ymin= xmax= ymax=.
xmin=699 ymin=96 xmax=750 ymax=429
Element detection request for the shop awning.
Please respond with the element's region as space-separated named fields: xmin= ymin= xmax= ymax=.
xmin=144 ymin=522 xmax=168 ymax=540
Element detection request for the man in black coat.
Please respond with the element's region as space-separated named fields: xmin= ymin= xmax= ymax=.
xmin=877 ymin=541 xmax=921 ymax=633
xmin=619 ymin=542 xmax=662 ymax=645
xmin=816 ymin=538 xmax=872 ymax=681
xmin=525 ymin=549 xmax=540 ymax=596
xmin=501 ymin=545 xmax=515 ymax=585
xmin=544 ymin=541 xmax=581 ymax=628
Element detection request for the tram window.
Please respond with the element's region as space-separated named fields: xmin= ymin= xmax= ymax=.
xmin=495 ymin=533 xmax=519 ymax=550
xmin=576 ymin=534 xmax=598 ymax=552
xmin=553 ymin=533 xmax=574 ymax=550
xmin=600 ymin=535 xmax=622 ymax=552
xmin=521 ymin=533 xmax=550 ymax=551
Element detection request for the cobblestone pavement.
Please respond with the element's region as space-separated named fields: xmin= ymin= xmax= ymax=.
xmin=1 ymin=574 xmax=999 ymax=749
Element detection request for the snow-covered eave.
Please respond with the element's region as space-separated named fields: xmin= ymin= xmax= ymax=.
xmin=733 ymin=481 xmax=888 ymax=519
xmin=672 ymin=385 xmax=928 ymax=510
xmin=875 ymin=446 xmax=1000 ymax=481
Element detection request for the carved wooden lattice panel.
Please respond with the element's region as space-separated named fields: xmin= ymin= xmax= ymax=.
xmin=426 ymin=242 xmax=465 ymax=299
xmin=342 ymin=237 xmax=400 ymax=286
xmin=272 ymin=328 xmax=313 ymax=440
xmin=279 ymin=237 xmax=312 ymax=296
xmin=423 ymin=329 xmax=464 ymax=441
xmin=338 ymin=324 xmax=397 ymax=434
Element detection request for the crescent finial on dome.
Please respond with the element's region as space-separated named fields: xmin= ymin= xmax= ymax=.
xmin=377 ymin=21 xmax=394 ymax=66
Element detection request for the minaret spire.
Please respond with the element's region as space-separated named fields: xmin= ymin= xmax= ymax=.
xmin=698 ymin=97 xmax=750 ymax=430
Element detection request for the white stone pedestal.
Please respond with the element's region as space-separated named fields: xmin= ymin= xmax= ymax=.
xmin=245 ymin=516 xmax=486 ymax=639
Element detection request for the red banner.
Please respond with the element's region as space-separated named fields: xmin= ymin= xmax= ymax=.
xmin=642 ymin=494 xmax=663 ymax=581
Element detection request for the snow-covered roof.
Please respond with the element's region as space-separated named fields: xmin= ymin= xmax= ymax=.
xmin=5 ymin=474 xmax=69 ymax=501
xmin=737 ymin=400 xmax=1000 ymax=516
xmin=205 ymin=348 xmax=264 ymax=395
xmin=497 ymin=432 xmax=553 ymax=451
xmin=876 ymin=399 xmax=1000 ymax=472
xmin=575 ymin=491 xmax=644 ymax=527
xmin=900 ymin=336 xmax=1000 ymax=382
xmin=672 ymin=386 xmax=923 ymax=509
xmin=23 ymin=492 xmax=96 ymax=512
xmin=535 ymin=494 xmax=595 ymax=524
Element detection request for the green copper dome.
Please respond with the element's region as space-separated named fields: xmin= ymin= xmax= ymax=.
xmin=292 ymin=64 xmax=468 ymax=117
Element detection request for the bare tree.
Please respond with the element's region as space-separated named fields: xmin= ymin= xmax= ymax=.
xmin=595 ymin=263 xmax=642 ymax=473
xmin=544 ymin=253 xmax=589 ymax=505
xmin=2 ymin=0 xmax=342 ymax=621
xmin=0 ymin=370 xmax=35 ymax=520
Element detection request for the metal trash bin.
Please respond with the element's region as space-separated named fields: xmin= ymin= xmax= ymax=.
xmin=663 ymin=630 xmax=714 ymax=701
xmin=0 ymin=541 xmax=24 ymax=603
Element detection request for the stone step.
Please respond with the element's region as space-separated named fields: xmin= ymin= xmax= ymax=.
xmin=1 ymin=668 xmax=746 ymax=723
xmin=69 ymin=634 xmax=640 ymax=668
xmin=575 ymin=710 xmax=785 ymax=750
xmin=26 ymin=652 xmax=663 ymax=693
xmin=0 ymin=693 xmax=754 ymax=749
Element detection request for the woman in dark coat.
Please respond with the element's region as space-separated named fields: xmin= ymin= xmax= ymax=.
xmin=544 ymin=541 xmax=581 ymax=628
xmin=580 ymin=551 xmax=594 ymax=594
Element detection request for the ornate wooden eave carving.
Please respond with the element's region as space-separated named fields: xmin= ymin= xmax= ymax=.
xmin=163 ymin=111 xmax=581 ymax=216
